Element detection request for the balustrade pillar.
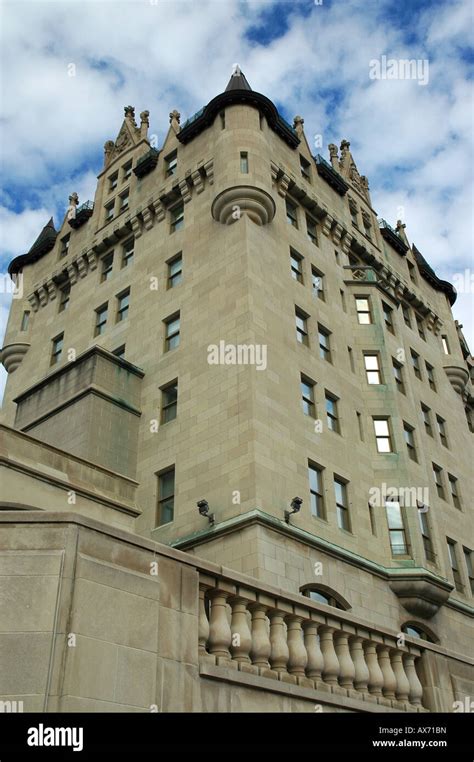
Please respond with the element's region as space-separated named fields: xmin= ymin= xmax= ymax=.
xmin=229 ymin=597 xmax=252 ymax=663
xmin=286 ymin=616 xmax=308 ymax=678
xmin=364 ymin=641 xmax=384 ymax=696
xmin=391 ymin=649 xmax=410 ymax=701
xmin=378 ymin=645 xmax=397 ymax=699
xmin=207 ymin=590 xmax=232 ymax=659
xmin=404 ymin=652 xmax=423 ymax=706
xmin=350 ymin=636 xmax=369 ymax=692
xmin=198 ymin=584 xmax=210 ymax=655
xmin=319 ymin=626 xmax=340 ymax=685
xmin=334 ymin=632 xmax=355 ymax=689
xmin=303 ymin=621 xmax=324 ymax=682
xmin=269 ymin=610 xmax=289 ymax=676
xmin=249 ymin=604 xmax=271 ymax=669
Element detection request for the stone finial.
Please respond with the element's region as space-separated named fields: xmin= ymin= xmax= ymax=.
xmin=140 ymin=110 xmax=150 ymax=139
xmin=103 ymin=140 xmax=115 ymax=167
xmin=169 ymin=109 xmax=181 ymax=134
xmin=340 ymin=139 xmax=350 ymax=152
xmin=124 ymin=105 xmax=136 ymax=124
xmin=67 ymin=193 xmax=79 ymax=221
xmin=293 ymin=115 xmax=304 ymax=136
xmin=328 ymin=143 xmax=339 ymax=169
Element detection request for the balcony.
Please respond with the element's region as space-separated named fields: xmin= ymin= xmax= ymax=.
xmin=133 ymin=148 xmax=159 ymax=178
xmin=68 ymin=200 xmax=94 ymax=229
xmin=315 ymin=154 xmax=349 ymax=196
xmin=378 ymin=218 xmax=409 ymax=255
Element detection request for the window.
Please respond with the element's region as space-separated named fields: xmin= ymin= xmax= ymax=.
xmin=448 ymin=475 xmax=461 ymax=509
xmin=60 ymin=234 xmax=70 ymax=258
xmin=101 ymin=252 xmax=114 ymax=282
xmin=104 ymin=201 xmax=114 ymax=222
xmin=349 ymin=202 xmax=358 ymax=227
xmin=240 ymin=151 xmax=249 ymax=173
xmin=290 ymin=250 xmax=303 ymax=283
xmin=295 ymin=308 xmax=309 ymax=345
xmin=418 ymin=509 xmax=435 ymax=563
xmin=386 ymin=500 xmax=409 ymax=556
xmin=164 ymin=312 xmax=180 ymax=351
xmin=113 ymin=345 xmax=126 ymax=359
xmin=311 ymin=267 xmax=324 ymax=300
xmin=334 ymin=478 xmax=350 ymax=531
xmin=165 ymin=151 xmax=177 ymax=177
xmin=109 ymin=172 xmax=118 ymax=192
xmin=161 ymin=381 xmax=178 ymax=423
xmin=170 ymin=202 xmax=184 ymax=233
xmin=402 ymin=304 xmax=411 ymax=328
xmin=116 ymin=289 xmax=130 ymax=322
xmin=58 ymin=284 xmax=70 ymax=313
xmin=364 ymin=354 xmax=382 ymax=384
xmin=301 ymin=587 xmax=347 ymax=609
xmin=123 ymin=160 xmax=133 ymax=181
xmin=119 ymin=190 xmax=129 ymax=212
xmin=447 ymin=539 xmax=463 ymax=592
xmin=463 ymin=548 xmax=474 ymax=595
xmin=348 ymin=346 xmax=355 ymax=373
xmin=20 ymin=310 xmax=30 ymax=331
xmin=355 ymin=297 xmax=371 ymax=325
xmin=432 ymin=464 xmax=445 ymax=499
xmin=167 ymin=253 xmax=182 ymax=288
xmin=373 ymin=418 xmax=393 ymax=453
xmin=300 ymin=155 xmax=311 ymax=180
xmin=426 ymin=362 xmax=436 ymax=391
xmin=421 ymin=404 xmax=433 ymax=436
xmin=122 ymin=239 xmax=134 ymax=268
xmin=382 ymin=302 xmax=394 ymax=334
xmin=411 ymin=349 xmax=422 ymax=379
xmin=407 ymin=260 xmax=417 ymax=284
xmin=403 ymin=423 xmax=417 ymax=462
xmin=436 ymin=415 xmax=448 ymax=447
xmin=401 ymin=624 xmax=434 ymax=642
xmin=318 ymin=325 xmax=331 ymax=362
xmin=441 ymin=335 xmax=450 ymax=355
xmin=95 ymin=304 xmax=108 ymax=336
xmin=363 ymin=216 xmax=372 ymax=240
xmin=308 ymin=463 xmax=324 ymax=518
xmin=301 ymin=375 xmax=315 ymax=417
xmin=325 ymin=392 xmax=340 ymax=433
xmin=286 ymin=199 xmax=298 ymax=228
xmin=50 ymin=333 xmax=64 ymax=366
xmin=306 ymin=214 xmax=318 ymax=245
xmin=392 ymin=359 xmax=405 ymax=394
xmin=415 ymin=315 xmax=425 ymax=340
xmin=157 ymin=467 xmax=175 ymax=526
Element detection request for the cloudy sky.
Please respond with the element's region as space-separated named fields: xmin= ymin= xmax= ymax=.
xmin=0 ymin=0 xmax=472 ymax=402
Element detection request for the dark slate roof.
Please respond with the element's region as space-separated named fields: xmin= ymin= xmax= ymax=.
xmin=8 ymin=217 xmax=58 ymax=276
xmin=412 ymin=244 xmax=457 ymax=305
xmin=225 ymin=68 xmax=252 ymax=92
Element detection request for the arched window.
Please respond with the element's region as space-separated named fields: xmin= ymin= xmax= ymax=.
xmin=300 ymin=584 xmax=351 ymax=611
xmin=401 ymin=622 xmax=438 ymax=643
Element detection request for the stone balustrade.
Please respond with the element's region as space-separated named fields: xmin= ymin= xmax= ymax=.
xmin=198 ymin=576 xmax=426 ymax=711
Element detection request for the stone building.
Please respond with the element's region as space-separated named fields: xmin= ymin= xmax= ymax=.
xmin=0 ymin=67 xmax=472 ymax=713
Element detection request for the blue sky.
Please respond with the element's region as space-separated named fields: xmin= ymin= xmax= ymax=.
xmin=0 ymin=0 xmax=473 ymax=401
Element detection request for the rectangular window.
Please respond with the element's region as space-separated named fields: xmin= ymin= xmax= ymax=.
xmin=402 ymin=304 xmax=411 ymax=328
xmin=60 ymin=234 xmax=70 ymax=258
xmin=382 ymin=302 xmax=394 ymax=334
xmin=426 ymin=362 xmax=436 ymax=391
xmin=421 ymin=403 xmax=433 ymax=436
xmin=374 ymin=418 xmax=393 ymax=453
xmin=157 ymin=467 xmax=175 ymax=526
xmin=318 ymin=325 xmax=331 ymax=362
xmin=386 ymin=500 xmax=409 ymax=556
xmin=308 ymin=462 xmax=325 ymax=518
xmin=161 ymin=380 xmax=178 ymax=423
xmin=306 ymin=214 xmax=318 ymax=245
xmin=325 ymin=392 xmax=340 ymax=433
xmin=312 ymin=267 xmax=324 ymax=300
xmin=101 ymin=252 xmax=114 ymax=282
xmin=432 ymin=463 xmax=445 ymax=499
xmin=167 ymin=253 xmax=183 ymax=288
xmin=418 ymin=509 xmax=435 ymax=563
xmin=334 ymin=478 xmax=350 ymax=531
xmin=58 ymin=284 xmax=71 ymax=313
xmin=441 ymin=335 xmax=450 ymax=355
xmin=300 ymin=155 xmax=311 ymax=180
xmin=104 ymin=201 xmax=114 ymax=222
xmin=240 ymin=151 xmax=249 ymax=173
xmin=411 ymin=349 xmax=422 ymax=379
xmin=301 ymin=375 xmax=315 ymax=417
xmin=355 ymin=297 xmax=371 ymax=325
xmin=363 ymin=216 xmax=372 ymax=240
xmin=122 ymin=239 xmax=134 ymax=268
xmin=170 ymin=202 xmax=184 ymax=233
xmin=123 ymin=160 xmax=133 ymax=181
xmin=113 ymin=345 xmax=126 ymax=359
xmin=286 ymin=199 xmax=298 ymax=228
xmin=20 ymin=310 xmax=30 ymax=331
xmin=116 ymin=289 xmax=130 ymax=322
xmin=165 ymin=151 xmax=177 ymax=177
xmin=392 ymin=359 xmax=405 ymax=394
xmin=447 ymin=539 xmax=463 ymax=592
xmin=407 ymin=260 xmax=417 ymax=284
xmin=403 ymin=423 xmax=417 ymax=462
xmin=295 ymin=308 xmax=309 ymax=345
xmin=349 ymin=203 xmax=358 ymax=227
xmin=165 ymin=312 xmax=180 ymax=351
xmin=95 ymin=303 xmax=108 ymax=336
xmin=448 ymin=474 xmax=461 ymax=509
xmin=109 ymin=172 xmax=118 ymax=192
xmin=436 ymin=415 xmax=448 ymax=447
xmin=119 ymin=190 xmax=129 ymax=212
xmin=290 ymin=250 xmax=303 ymax=283
xmin=364 ymin=353 xmax=382 ymax=384
xmin=463 ymin=548 xmax=474 ymax=595
xmin=50 ymin=333 xmax=64 ymax=366
xmin=416 ymin=315 xmax=426 ymax=340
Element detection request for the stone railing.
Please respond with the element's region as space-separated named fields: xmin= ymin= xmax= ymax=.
xmin=198 ymin=574 xmax=426 ymax=711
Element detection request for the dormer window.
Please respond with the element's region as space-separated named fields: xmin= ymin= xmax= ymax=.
xmin=60 ymin=234 xmax=70 ymax=258
xmin=300 ymin=155 xmax=311 ymax=181
xmin=349 ymin=200 xmax=358 ymax=227
xmin=166 ymin=151 xmax=178 ymax=177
